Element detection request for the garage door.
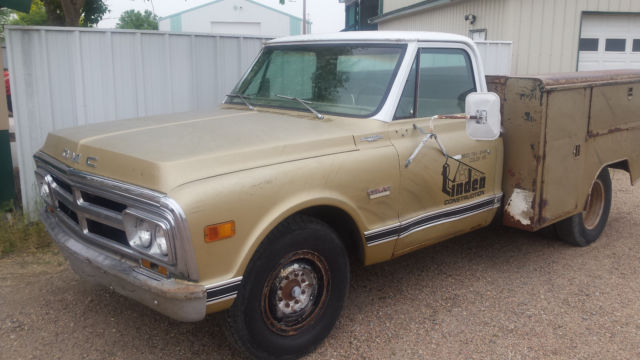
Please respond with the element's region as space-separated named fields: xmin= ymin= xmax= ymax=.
xmin=578 ymin=14 xmax=640 ymax=71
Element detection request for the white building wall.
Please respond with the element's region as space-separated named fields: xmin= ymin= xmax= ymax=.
xmin=158 ymin=19 xmax=170 ymax=32
xmin=378 ymin=0 xmax=640 ymax=75
xmin=159 ymin=0 xmax=300 ymax=37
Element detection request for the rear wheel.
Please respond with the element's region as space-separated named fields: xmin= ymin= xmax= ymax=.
xmin=227 ymin=215 xmax=349 ymax=359
xmin=556 ymin=168 xmax=612 ymax=246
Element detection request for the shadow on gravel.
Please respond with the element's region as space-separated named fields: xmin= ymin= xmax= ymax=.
xmin=36 ymin=225 xmax=568 ymax=360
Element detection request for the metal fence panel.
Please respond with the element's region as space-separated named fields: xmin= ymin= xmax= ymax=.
xmin=475 ymin=41 xmax=513 ymax=76
xmin=5 ymin=26 xmax=269 ymax=215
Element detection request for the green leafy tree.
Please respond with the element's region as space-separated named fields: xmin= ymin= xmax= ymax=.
xmin=8 ymin=0 xmax=108 ymax=26
xmin=79 ymin=0 xmax=107 ymax=26
xmin=8 ymin=0 xmax=49 ymax=26
xmin=0 ymin=8 xmax=13 ymax=40
xmin=116 ymin=9 xmax=158 ymax=30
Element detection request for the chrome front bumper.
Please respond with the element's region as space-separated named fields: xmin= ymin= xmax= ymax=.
xmin=42 ymin=209 xmax=207 ymax=322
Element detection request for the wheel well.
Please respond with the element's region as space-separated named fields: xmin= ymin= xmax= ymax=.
xmin=296 ymin=206 xmax=364 ymax=264
xmin=607 ymin=159 xmax=630 ymax=173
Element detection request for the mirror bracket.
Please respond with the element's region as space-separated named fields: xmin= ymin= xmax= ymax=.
xmin=475 ymin=109 xmax=488 ymax=124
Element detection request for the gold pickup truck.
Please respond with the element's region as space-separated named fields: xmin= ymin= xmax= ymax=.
xmin=34 ymin=32 xmax=640 ymax=359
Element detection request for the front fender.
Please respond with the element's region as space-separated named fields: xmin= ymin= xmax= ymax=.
xmin=168 ymin=145 xmax=400 ymax=293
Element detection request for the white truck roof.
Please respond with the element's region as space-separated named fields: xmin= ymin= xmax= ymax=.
xmin=267 ymin=31 xmax=474 ymax=47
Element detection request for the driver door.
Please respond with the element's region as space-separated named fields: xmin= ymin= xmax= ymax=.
xmin=389 ymin=45 xmax=502 ymax=254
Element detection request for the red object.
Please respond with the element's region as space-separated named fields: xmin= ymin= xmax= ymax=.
xmin=4 ymin=70 xmax=9 ymax=96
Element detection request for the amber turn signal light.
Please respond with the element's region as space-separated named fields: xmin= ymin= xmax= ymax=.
xmin=140 ymin=259 xmax=169 ymax=277
xmin=204 ymin=221 xmax=236 ymax=243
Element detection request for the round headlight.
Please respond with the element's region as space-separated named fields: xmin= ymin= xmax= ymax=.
xmin=39 ymin=182 xmax=50 ymax=199
xmin=123 ymin=211 xmax=172 ymax=262
xmin=36 ymin=173 xmax=54 ymax=206
xmin=129 ymin=218 xmax=153 ymax=249
xmin=155 ymin=226 xmax=168 ymax=256
xmin=40 ymin=182 xmax=51 ymax=203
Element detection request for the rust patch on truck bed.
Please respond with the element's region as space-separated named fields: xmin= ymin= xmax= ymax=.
xmin=534 ymin=70 xmax=640 ymax=88
xmin=587 ymin=124 xmax=640 ymax=138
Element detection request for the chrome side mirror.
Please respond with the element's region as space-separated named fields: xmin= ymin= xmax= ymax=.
xmin=465 ymin=92 xmax=501 ymax=140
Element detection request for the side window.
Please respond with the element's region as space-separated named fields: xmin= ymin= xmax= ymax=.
xmin=393 ymin=48 xmax=476 ymax=120
xmin=417 ymin=49 xmax=476 ymax=117
xmin=394 ymin=56 xmax=417 ymax=119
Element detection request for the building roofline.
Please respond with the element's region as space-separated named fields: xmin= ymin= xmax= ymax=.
xmin=159 ymin=0 xmax=223 ymax=21
xmin=369 ymin=0 xmax=458 ymax=24
xmin=245 ymin=0 xmax=311 ymax=24
xmin=159 ymin=0 xmax=311 ymax=24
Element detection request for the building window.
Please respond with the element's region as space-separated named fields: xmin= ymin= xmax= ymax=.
xmin=605 ymin=38 xmax=626 ymax=52
xmin=469 ymin=29 xmax=487 ymax=41
xmin=579 ymin=38 xmax=598 ymax=51
xmin=633 ymin=39 xmax=640 ymax=52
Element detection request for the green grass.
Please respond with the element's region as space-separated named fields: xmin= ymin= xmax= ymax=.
xmin=0 ymin=211 xmax=52 ymax=257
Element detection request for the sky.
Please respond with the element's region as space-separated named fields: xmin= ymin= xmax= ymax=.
xmin=98 ymin=0 xmax=346 ymax=33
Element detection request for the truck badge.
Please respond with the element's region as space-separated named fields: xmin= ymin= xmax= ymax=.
xmin=360 ymin=135 xmax=384 ymax=143
xmin=62 ymin=148 xmax=98 ymax=168
xmin=367 ymin=186 xmax=391 ymax=199
xmin=62 ymin=148 xmax=81 ymax=163
xmin=86 ymin=156 xmax=98 ymax=168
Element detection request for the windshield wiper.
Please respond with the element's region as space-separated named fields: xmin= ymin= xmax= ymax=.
xmin=226 ymin=93 xmax=254 ymax=110
xmin=275 ymin=94 xmax=324 ymax=120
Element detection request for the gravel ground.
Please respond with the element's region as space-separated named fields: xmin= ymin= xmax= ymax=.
xmin=1 ymin=169 xmax=639 ymax=360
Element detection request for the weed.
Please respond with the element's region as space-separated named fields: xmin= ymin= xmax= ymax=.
xmin=0 ymin=211 xmax=52 ymax=257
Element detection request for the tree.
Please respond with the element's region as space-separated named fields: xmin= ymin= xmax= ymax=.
xmin=8 ymin=0 xmax=49 ymax=26
xmin=79 ymin=0 xmax=107 ymax=26
xmin=116 ymin=9 xmax=158 ymax=30
xmin=21 ymin=0 xmax=108 ymax=26
xmin=59 ymin=0 xmax=83 ymax=26
xmin=0 ymin=8 xmax=14 ymax=40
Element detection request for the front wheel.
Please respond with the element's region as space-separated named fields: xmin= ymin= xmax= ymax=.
xmin=556 ymin=168 xmax=612 ymax=246
xmin=227 ymin=215 xmax=349 ymax=359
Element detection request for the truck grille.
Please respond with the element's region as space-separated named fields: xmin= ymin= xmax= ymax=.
xmin=45 ymin=169 xmax=133 ymax=253
xmin=34 ymin=151 xmax=199 ymax=280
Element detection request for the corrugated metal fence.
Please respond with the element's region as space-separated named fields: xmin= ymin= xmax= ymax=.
xmin=475 ymin=41 xmax=512 ymax=76
xmin=5 ymin=26 xmax=269 ymax=215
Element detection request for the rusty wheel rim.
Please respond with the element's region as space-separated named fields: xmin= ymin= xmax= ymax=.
xmin=583 ymin=178 xmax=605 ymax=230
xmin=261 ymin=250 xmax=330 ymax=336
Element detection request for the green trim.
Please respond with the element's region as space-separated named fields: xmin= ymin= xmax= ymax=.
xmin=289 ymin=17 xmax=301 ymax=35
xmin=0 ymin=130 xmax=15 ymax=206
xmin=369 ymin=0 xmax=452 ymax=24
xmin=1 ymin=0 xmax=32 ymax=13
xmin=159 ymin=0 xmax=224 ymax=21
xmin=170 ymin=15 xmax=182 ymax=32
xmin=576 ymin=11 xmax=584 ymax=71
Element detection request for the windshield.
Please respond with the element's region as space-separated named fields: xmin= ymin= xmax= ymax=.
xmin=227 ymin=44 xmax=406 ymax=117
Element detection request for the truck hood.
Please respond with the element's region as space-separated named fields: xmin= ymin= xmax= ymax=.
xmin=40 ymin=109 xmax=358 ymax=192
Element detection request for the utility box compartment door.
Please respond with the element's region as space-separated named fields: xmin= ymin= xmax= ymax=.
xmin=589 ymin=83 xmax=640 ymax=136
xmin=540 ymin=88 xmax=590 ymax=222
